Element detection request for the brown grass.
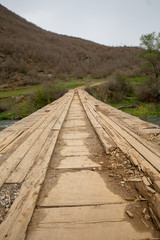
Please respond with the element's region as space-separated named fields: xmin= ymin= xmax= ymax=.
xmin=0 ymin=4 xmax=143 ymax=87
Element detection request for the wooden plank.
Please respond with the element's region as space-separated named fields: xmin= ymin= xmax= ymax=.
xmin=81 ymin=90 xmax=160 ymax=173
xmin=0 ymin=130 xmax=59 ymax=240
xmin=80 ymin=94 xmax=159 ymax=176
xmin=0 ymin=98 xmax=67 ymax=184
xmin=0 ymin=99 xmax=66 ymax=155
xmin=84 ymin=90 xmax=160 ymax=155
xmin=98 ymin=111 xmax=160 ymax=172
xmin=81 ymin=102 xmax=102 ymax=128
xmin=79 ymin=91 xmax=116 ymax=152
xmin=6 ymin=128 xmax=51 ymax=183
xmin=0 ymin=130 xmax=17 ymax=144
xmin=110 ymin=116 xmax=160 ymax=158
xmin=53 ymin=92 xmax=74 ymax=130
xmin=0 ymin=130 xmax=24 ymax=153
xmin=0 ymin=92 xmax=73 ymax=240
xmin=0 ymin=128 xmax=44 ymax=188
xmin=6 ymin=103 xmax=67 ymax=183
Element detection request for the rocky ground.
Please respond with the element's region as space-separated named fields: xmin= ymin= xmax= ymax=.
xmin=0 ymin=183 xmax=21 ymax=223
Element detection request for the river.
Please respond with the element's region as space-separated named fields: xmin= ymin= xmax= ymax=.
xmin=0 ymin=116 xmax=160 ymax=132
xmin=0 ymin=120 xmax=18 ymax=131
xmin=146 ymin=116 xmax=160 ymax=126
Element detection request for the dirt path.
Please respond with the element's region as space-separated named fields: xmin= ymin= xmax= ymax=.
xmin=26 ymin=92 xmax=159 ymax=240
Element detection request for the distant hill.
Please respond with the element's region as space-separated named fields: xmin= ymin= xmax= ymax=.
xmin=0 ymin=4 xmax=142 ymax=88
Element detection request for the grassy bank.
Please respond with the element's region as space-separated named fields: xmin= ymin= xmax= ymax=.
xmin=0 ymin=78 xmax=104 ymax=120
xmin=86 ymin=75 xmax=160 ymax=123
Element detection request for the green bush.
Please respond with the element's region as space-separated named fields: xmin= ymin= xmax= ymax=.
xmin=124 ymin=103 xmax=156 ymax=120
xmin=34 ymin=88 xmax=50 ymax=109
xmin=15 ymin=97 xmax=36 ymax=118
xmin=33 ymin=82 xmax=68 ymax=109
xmin=86 ymin=73 xmax=133 ymax=103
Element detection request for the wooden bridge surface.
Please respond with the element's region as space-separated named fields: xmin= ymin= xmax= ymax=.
xmin=0 ymin=89 xmax=160 ymax=240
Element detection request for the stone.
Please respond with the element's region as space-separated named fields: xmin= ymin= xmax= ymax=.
xmin=146 ymin=186 xmax=156 ymax=194
xmin=126 ymin=178 xmax=142 ymax=182
xmin=147 ymin=177 xmax=152 ymax=185
xmin=142 ymin=208 xmax=147 ymax=214
xmin=125 ymin=198 xmax=135 ymax=201
xmin=5 ymin=208 xmax=9 ymax=213
xmin=109 ymin=174 xmax=114 ymax=177
xmin=144 ymin=214 xmax=150 ymax=220
xmin=126 ymin=210 xmax=134 ymax=218
xmin=142 ymin=176 xmax=150 ymax=186
xmin=99 ymin=161 xmax=103 ymax=165
xmin=120 ymin=181 xmax=125 ymax=184
xmin=127 ymin=170 xmax=133 ymax=175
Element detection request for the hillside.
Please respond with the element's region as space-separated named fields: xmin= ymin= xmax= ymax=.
xmin=0 ymin=4 xmax=142 ymax=88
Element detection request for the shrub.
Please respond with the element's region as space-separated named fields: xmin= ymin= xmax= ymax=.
xmin=130 ymin=103 xmax=156 ymax=120
xmin=0 ymin=102 xmax=9 ymax=113
xmin=14 ymin=97 xmax=36 ymax=118
xmin=33 ymin=82 xmax=68 ymax=109
xmin=135 ymin=78 xmax=160 ymax=102
xmin=104 ymin=74 xmax=133 ymax=103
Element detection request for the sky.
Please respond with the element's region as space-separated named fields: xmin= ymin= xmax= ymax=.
xmin=0 ymin=0 xmax=160 ymax=47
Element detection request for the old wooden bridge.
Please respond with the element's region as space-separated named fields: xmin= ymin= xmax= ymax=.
xmin=0 ymin=89 xmax=160 ymax=240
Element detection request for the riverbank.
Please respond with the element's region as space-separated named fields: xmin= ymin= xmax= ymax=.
xmin=0 ymin=78 xmax=104 ymax=121
xmin=85 ymin=76 xmax=160 ymax=126
xmin=0 ymin=119 xmax=18 ymax=131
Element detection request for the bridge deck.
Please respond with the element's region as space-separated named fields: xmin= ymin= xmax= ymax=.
xmin=0 ymin=90 xmax=159 ymax=239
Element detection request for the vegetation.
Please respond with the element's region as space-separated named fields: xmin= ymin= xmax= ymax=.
xmin=0 ymin=78 xmax=104 ymax=120
xmin=0 ymin=5 xmax=159 ymax=125
xmin=123 ymin=103 xmax=160 ymax=120
xmin=0 ymin=82 xmax=67 ymax=119
xmin=85 ymin=32 xmax=160 ymax=124
xmin=86 ymin=75 xmax=160 ymax=121
xmin=140 ymin=32 xmax=160 ymax=91
xmin=86 ymin=74 xmax=133 ymax=104
xmin=0 ymin=4 xmax=142 ymax=89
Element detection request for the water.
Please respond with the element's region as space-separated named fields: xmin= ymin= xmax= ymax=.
xmin=0 ymin=116 xmax=159 ymax=133
xmin=0 ymin=120 xmax=18 ymax=131
xmin=146 ymin=116 xmax=160 ymax=127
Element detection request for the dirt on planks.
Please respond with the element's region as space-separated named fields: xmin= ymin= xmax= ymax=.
xmin=89 ymin=147 xmax=160 ymax=233
xmin=0 ymin=183 xmax=21 ymax=223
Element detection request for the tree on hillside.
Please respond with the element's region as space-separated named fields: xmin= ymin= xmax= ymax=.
xmin=140 ymin=32 xmax=160 ymax=91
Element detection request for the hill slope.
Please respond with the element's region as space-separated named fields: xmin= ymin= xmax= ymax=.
xmin=0 ymin=4 xmax=142 ymax=87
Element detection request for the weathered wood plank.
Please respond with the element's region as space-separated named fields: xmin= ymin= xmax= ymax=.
xmin=110 ymin=116 xmax=160 ymax=158
xmin=6 ymin=103 xmax=67 ymax=183
xmin=0 ymin=92 xmax=73 ymax=240
xmin=79 ymin=90 xmax=159 ymax=176
xmin=0 ymin=130 xmax=24 ymax=152
xmin=79 ymin=91 xmax=116 ymax=152
xmin=0 ymin=99 xmax=66 ymax=155
xmin=0 ymin=130 xmax=59 ymax=240
xmin=98 ymin=111 xmax=160 ymax=172
xmin=0 ymin=128 xmax=44 ymax=188
xmin=0 ymin=93 xmax=72 ymax=187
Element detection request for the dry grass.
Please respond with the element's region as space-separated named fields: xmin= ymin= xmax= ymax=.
xmin=0 ymin=4 xmax=143 ymax=87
